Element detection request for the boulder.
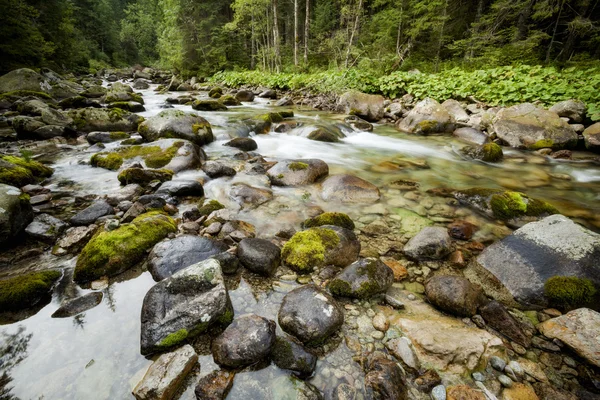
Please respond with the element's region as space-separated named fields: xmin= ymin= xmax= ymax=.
xmin=155 ymin=180 xmax=204 ymax=197
xmin=148 ymin=235 xmax=228 ymax=281
xmin=74 ymin=212 xmax=177 ymax=282
xmin=397 ymin=98 xmax=454 ymax=134
xmin=229 ymin=183 xmax=273 ymax=208
xmin=479 ymin=300 xmax=531 ymax=347
xmin=69 ymin=107 xmax=144 ymax=133
xmin=236 ymin=238 xmax=281 ymax=276
xmin=191 ymin=100 xmax=228 ymax=111
xmin=461 ymin=143 xmax=503 ymax=163
xmin=0 ymin=156 xmax=53 ymax=187
xmin=307 ymin=126 xmax=344 ymax=143
xmin=0 ymin=184 xmax=33 ymax=242
xmin=138 ymin=110 xmax=214 ymax=146
xmin=328 ymin=258 xmax=394 ymax=299
xmin=140 ymin=259 xmax=233 ymax=355
xmin=212 ymin=314 xmax=276 ymax=368
xmin=538 ymin=308 xmax=600 ymax=368
xmin=403 ymin=226 xmax=452 ymax=260
xmin=278 ymin=285 xmax=344 ymax=346
xmin=492 ymin=103 xmax=578 ymax=150
xmin=133 ymin=79 xmax=150 ymax=90
xmin=235 ymin=90 xmax=255 ymax=102
xmin=117 ymin=168 xmax=173 ymax=186
xmin=338 ymin=91 xmax=385 ymax=122
xmin=583 ymin=122 xmax=600 ymax=152
xmin=224 ymin=137 xmax=257 ymax=152
xmin=25 ymin=213 xmax=68 ymax=242
xmin=202 ymin=161 xmax=236 ymax=179
xmin=51 ymin=292 xmax=103 ymax=318
xmin=219 ymin=95 xmax=242 ymax=106
xmin=132 ymin=345 xmax=198 ymax=400
xmin=365 ymin=354 xmax=408 ymax=400
xmin=271 ymin=335 xmax=317 ymax=377
xmin=302 ymin=212 xmax=354 ymax=231
xmin=345 ymin=115 xmax=374 ymax=131
xmin=267 ymin=159 xmax=329 ymax=187
xmin=549 ymin=99 xmax=586 ymax=123
xmin=466 ymin=215 xmax=600 ymax=308
xmin=321 ymin=174 xmax=380 ymax=203
xmin=194 ymin=370 xmax=234 ymax=400
xmin=442 ymin=99 xmax=470 ymax=123
xmin=0 ymin=270 xmax=61 ymax=311
xmin=0 ymin=68 xmax=48 ymax=93
xmin=453 ymin=127 xmax=490 ymax=145
xmin=70 ymin=200 xmax=114 ymax=226
xmin=86 ymin=131 xmax=130 ymax=144
xmin=281 ymin=225 xmax=360 ymax=274
xmin=108 ymin=101 xmax=145 ymax=113
xmin=424 ymin=275 xmax=486 ymax=317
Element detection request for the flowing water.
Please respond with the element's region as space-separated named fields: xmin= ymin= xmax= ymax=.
xmin=1 ymin=84 xmax=600 ymax=400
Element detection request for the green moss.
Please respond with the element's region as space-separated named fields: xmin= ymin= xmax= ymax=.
xmin=108 ymin=108 xmax=128 ymax=122
xmin=117 ymin=168 xmax=173 ymax=186
xmin=91 ymin=153 xmax=123 ymax=170
xmin=0 ymin=90 xmax=53 ymax=102
xmin=327 ymin=279 xmax=352 ymax=297
xmin=130 ymin=93 xmax=144 ymax=104
xmin=289 ymin=162 xmax=309 ymax=171
xmin=281 ymin=227 xmax=340 ymax=273
xmin=73 ymin=212 xmax=177 ymax=282
xmin=416 ymin=120 xmax=439 ymax=133
xmin=529 ymin=139 xmax=555 ymax=150
xmin=198 ymin=199 xmax=225 ymax=216
xmin=158 ymin=329 xmax=189 ymax=348
xmin=302 ymin=212 xmax=355 ymax=230
xmin=219 ymin=95 xmax=241 ymax=106
xmin=144 ymin=142 xmax=184 ymax=168
xmin=216 ymin=303 xmax=235 ymax=326
xmin=2 ymin=155 xmax=53 ymax=177
xmin=208 ymin=87 xmax=223 ymax=98
xmin=544 ymin=276 xmax=597 ymax=309
xmin=109 ymin=131 xmax=129 ymax=140
xmin=481 ymin=143 xmax=503 ymax=162
xmin=0 ymin=270 xmax=61 ymax=311
xmin=0 ymin=155 xmax=53 ymax=186
xmin=259 ymin=112 xmax=284 ymax=123
xmin=489 ymin=190 xmax=558 ymax=220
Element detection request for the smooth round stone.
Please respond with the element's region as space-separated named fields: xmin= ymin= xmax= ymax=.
xmin=472 ymin=372 xmax=485 ymax=382
xmin=489 ymin=355 xmax=507 ymax=371
xmin=431 ymin=385 xmax=446 ymax=400
xmin=498 ymin=374 xmax=513 ymax=388
xmin=371 ymin=331 xmax=385 ymax=340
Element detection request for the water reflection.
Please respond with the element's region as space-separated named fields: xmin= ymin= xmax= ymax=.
xmin=0 ymin=326 xmax=32 ymax=400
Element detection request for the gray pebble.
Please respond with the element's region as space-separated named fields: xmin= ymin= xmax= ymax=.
xmin=498 ymin=374 xmax=513 ymax=388
xmin=489 ymin=356 xmax=506 ymax=372
xmin=472 ymin=372 xmax=485 ymax=382
xmin=431 ymin=385 xmax=446 ymax=400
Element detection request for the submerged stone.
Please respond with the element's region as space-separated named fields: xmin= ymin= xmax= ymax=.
xmin=51 ymin=292 xmax=103 ymax=318
xmin=321 ymin=174 xmax=380 ymax=203
xmin=271 ymin=335 xmax=317 ymax=377
xmin=424 ymin=275 xmax=486 ymax=317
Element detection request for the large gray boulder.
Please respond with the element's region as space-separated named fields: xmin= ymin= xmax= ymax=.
xmin=0 ymin=184 xmax=33 ymax=242
xmin=397 ymin=98 xmax=454 ymax=134
xmin=328 ymin=258 xmax=394 ymax=299
xmin=0 ymin=68 xmax=47 ymax=93
xmin=68 ymin=107 xmax=144 ymax=132
xmin=267 ymin=159 xmax=329 ymax=186
xmin=25 ymin=213 xmax=68 ymax=242
xmin=465 ymin=215 xmax=600 ymax=308
xmin=140 ymin=259 xmax=233 ymax=355
xmin=549 ymin=99 xmax=586 ymax=123
xmin=338 ymin=91 xmax=385 ymax=122
xmin=278 ymin=285 xmax=344 ymax=346
xmin=138 ymin=110 xmax=214 ymax=146
xmin=321 ymin=174 xmax=380 ymax=203
xmin=583 ymin=122 xmax=600 ymax=152
xmin=492 ymin=103 xmax=578 ymax=150
xmin=148 ymin=235 xmax=228 ymax=281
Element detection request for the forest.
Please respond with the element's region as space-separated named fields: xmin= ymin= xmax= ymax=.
xmin=1 ymin=0 xmax=599 ymax=76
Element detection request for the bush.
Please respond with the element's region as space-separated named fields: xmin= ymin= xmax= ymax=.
xmin=544 ymin=276 xmax=597 ymax=309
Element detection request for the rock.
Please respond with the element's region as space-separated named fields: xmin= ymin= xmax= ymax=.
xmin=431 ymin=385 xmax=447 ymax=400
xmin=51 ymin=292 xmax=103 ymax=318
xmin=442 ymin=100 xmax=470 ymax=123
xmin=224 ymin=137 xmax=257 ymax=151
xmin=446 ymin=385 xmax=485 ymax=400
xmin=498 ymin=375 xmax=513 ymax=388
xmin=107 ymin=101 xmax=145 ymax=113
xmin=191 ymin=99 xmax=228 ymax=111
xmin=386 ymin=337 xmax=420 ymax=370
xmin=74 ymin=212 xmax=177 ymax=282
xmin=105 ymin=184 xmax=144 ymax=205
xmin=479 ymin=301 xmax=531 ymax=347
xmin=156 ymin=180 xmax=204 ymax=197
xmin=219 ymin=95 xmax=241 ymax=106
xmin=211 ymin=252 xmax=240 ymax=275
xmin=275 ymin=98 xmax=293 ymax=107
xmin=0 ymin=270 xmax=59 ymax=313
xmin=267 ymin=159 xmax=329 ymax=186
xmin=229 ymin=183 xmax=273 ymax=208
xmin=259 ymin=89 xmax=277 ymax=99
xmin=278 ymin=285 xmax=344 ymax=346
xmin=236 ymin=238 xmax=281 ymax=276
xmin=453 ymin=188 xmax=558 ymax=226
xmin=453 ymin=127 xmax=490 ymax=145
xmin=328 ymin=258 xmax=394 ymax=299
xmin=345 ymin=115 xmax=373 ymax=131
xmin=53 ymin=225 xmax=97 ymax=254
xmin=448 ymin=221 xmax=476 ymax=240
xmin=303 ymin=212 xmax=354 ymax=231
xmin=425 ymin=275 xmax=486 ymax=317
xmin=140 ymin=259 xmax=233 ymax=355
xmin=212 ymin=314 xmax=275 ymax=367
xmin=490 ymin=356 xmax=507 ymax=371
xmin=538 ymin=308 xmax=600 ymax=368
xmin=70 ymin=200 xmax=114 ymax=226
xmin=271 ymin=335 xmax=317 ymax=377
xmin=148 ymin=235 xmax=228 ymax=281
xmin=194 ymin=370 xmax=234 ymax=400
xmin=307 ymin=126 xmax=344 ymax=142
xmin=364 ymin=354 xmax=408 ymax=400
xmin=397 ymin=98 xmax=454 ymax=134
xmin=0 ymin=68 xmax=47 ymax=93
xmin=118 ymin=168 xmax=173 ymax=186
xmin=549 ymin=100 xmax=586 ymax=123
xmin=271 ymin=375 xmax=323 ymax=400
xmin=202 ymin=161 xmax=236 ymax=179
xmin=334 ymin=384 xmax=356 ymax=400
xmin=492 ymin=103 xmax=578 ymax=150
xmin=138 ymin=110 xmax=214 ymax=146
xmin=0 ymin=155 xmax=53 ymax=187
xmin=69 ymin=107 xmax=144 ymax=133
xmin=466 ymin=215 xmax=600 ymax=308
xmin=132 ymin=345 xmax=198 ymax=400
xmin=583 ymin=122 xmax=600 ymax=152
xmin=281 ymin=225 xmax=360 ymax=274
xmin=403 ymin=226 xmax=452 ymax=260
xmin=87 ymin=131 xmax=130 ymax=144
xmin=461 ymin=143 xmax=504 ymax=162
xmin=235 ymin=90 xmax=255 ymax=102
xmin=338 ymin=91 xmax=385 ymax=122
xmin=0 ymin=184 xmax=33 ymax=242
xmin=133 ymin=79 xmax=150 ymax=90
xmin=25 ymin=213 xmax=68 ymax=242
xmin=501 ymin=383 xmax=540 ymax=400
xmin=321 ymin=174 xmax=380 ymax=203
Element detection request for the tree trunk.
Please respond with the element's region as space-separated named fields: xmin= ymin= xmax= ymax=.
xmin=251 ymin=12 xmax=256 ymax=69
xmin=395 ymin=1 xmax=404 ymax=57
xmin=435 ymin=0 xmax=449 ymax=72
xmin=467 ymin=0 xmax=485 ymax=60
xmin=546 ymin=0 xmax=566 ymax=63
xmin=345 ymin=0 xmax=363 ymax=69
xmin=294 ymin=0 xmax=299 ymax=67
xmin=517 ymin=0 xmax=536 ymax=41
xmin=304 ymin=0 xmax=310 ymax=64
xmin=273 ymin=0 xmax=281 ymax=72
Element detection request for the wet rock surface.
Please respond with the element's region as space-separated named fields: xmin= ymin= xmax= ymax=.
xmin=51 ymin=292 xmax=103 ymax=318
xmin=236 ymin=238 xmax=281 ymax=276
xmin=328 ymin=258 xmax=394 ymax=299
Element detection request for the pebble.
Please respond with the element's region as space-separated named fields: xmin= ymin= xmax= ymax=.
xmin=504 ymin=365 xmax=518 ymax=381
xmin=507 ymin=361 xmax=524 ymax=379
xmin=472 ymin=372 xmax=485 ymax=382
xmin=471 ymin=315 xmax=486 ymax=329
xmin=91 ymin=278 xmax=109 ymax=290
xmin=498 ymin=374 xmax=513 ymax=388
xmin=407 ymin=294 xmax=416 ymax=300
xmin=384 ymin=294 xmax=405 ymax=309
xmin=489 ymin=356 xmax=506 ymax=372
xmin=372 ymin=313 xmax=389 ymax=332
xmin=563 ymin=356 xmax=576 ymax=368
xmin=371 ymin=331 xmax=385 ymax=340
xmin=366 ymin=309 xmax=376 ymax=318
xmin=279 ymin=274 xmax=297 ymax=281
xmin=431 ymin=385 xmax=446 ymax=400
xmin=511 ymin=342 xmax=527 ymax=355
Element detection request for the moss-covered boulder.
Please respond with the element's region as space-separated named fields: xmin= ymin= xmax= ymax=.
xmin=105 ymin=84 xmax=144 ymax=104
xmin=461 ymin=143 xmax=504 ymax=163
xmin=74 ymin=211 xmax=177 ymax=282
xmin=302 ymin=212 xmax=354 ymax=231
xmin=281 ymin=225 xmax=360 ymax=274
xmin=81 ymin=85 xmax=108 ymax=98
xmin=307 ymin=126 xmax=344 ymax=143
xmin=191 ymin=99 xmax=228 ymax=111
xmin=107 ymin=101 xmax=145 ymax=112
xmin=328 ymin=258 xmax=394 ymax=299
xmin=243 ymin=112 xmax=291 ymax=134
xmin=338 ymin=90 xmax=385 ymax=122
xmin=0 ymin=270 xmax=61 ymax=311
xmin=544 ymin=276 xmax=597 ymax=310
xmin=219 ymin=95 xmax=241 ymax=106
xmin=208 ymin=87 xmax=223 ymax=98
xmin=583 ymin=122 xmax=600 ymax=153
xmin=117 ymin=168 xmax=173 ymax=186
xmin=86 ymin=131 xmax=130 ymax=144
xmin=267 ymin=159 xmax=329 ymax=186
xmin=454 ymin=188 xmax=558 ymax=225
xmin=0 ymin=184 xmax=33 ymax=243
xmin=0 ymin=68 xmax=47 ymax=93
xmin=0 ymin=155 xmax=53 ymax=187
xmin=492 ymin=103 xmax=578 ymax=150
xmin=138 ymin=110 xmax=214 ymax=146
xmin=68 ymin=107 xmax=144 ymax=133
xmin=396 ymin=98 xmax=454 ymax=134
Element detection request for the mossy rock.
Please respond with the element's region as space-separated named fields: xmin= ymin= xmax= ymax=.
xmin=0 ymin=270 xmax=61 ymax=311
xmin=107 ymin=101 xmax=145 ymax=113
xmin=0 ymin=155 xmax=53 ymax=187
xmin=198 ymin=199 xmax=225 ymax=217
xmin=0 ymin=90 xmax=53 ymax=103
xmin=219 ymin=95 xmax=241 ymax=106
xmin=117 ymin=168 xmax=173 ymax=186
xmin=74 ymin=211 xmax=177 ymax=282
xmin=328 ymin=258 xmax=394 ymax=299
xmin=544 ymin=276 xmax=597 ymax=310
xmin=302 ymin=212 xmax=355 ymax=231
xmin=191 ymin=100 xmax=228 ymax=111
xmin=91 ymin=153 xmax=124 ymax=170
xmin=462 ymin=143 xmax=504 ymax=163
xmin=208 ymin=87 xmax=223 ymax=98
xmin=281 ymin=227 xmax=341 ymax=274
